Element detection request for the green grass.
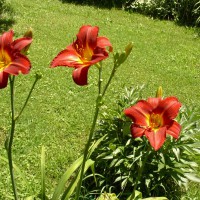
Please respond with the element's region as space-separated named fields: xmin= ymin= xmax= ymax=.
xmin=0 ymin=0 xmax=200 ymax=199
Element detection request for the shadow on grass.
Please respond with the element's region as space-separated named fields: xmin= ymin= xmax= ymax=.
xmin=0 ymin=18 xmax=15 ymax=33
xmin=58 ymin=0 xmax=122 ymax=9
xmin=0 ymin=0 xmax=15 ymax=33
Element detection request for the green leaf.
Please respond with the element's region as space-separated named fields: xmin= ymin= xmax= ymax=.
xmin=51 ymin=155 xmax=83 ymax=200
xmin=62 ymin=159 xmax=95 ymax=199
xmin=90 ymin=162 xmax=97 ymax=186
xmin=142 ymin=197 xmax=168 ymax=200
xmin=52 ymin=135 xmax=106 ymax=200
xmin=184 ymin=173 xmax=200 ymax=183
xmin=127 ymin=190 xmax=142 ymax=200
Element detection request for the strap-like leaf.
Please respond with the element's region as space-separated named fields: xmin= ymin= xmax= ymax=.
xmin=62 ymin=159 xmax=95 ymax=200
xmin=51 ymin=155 xmax=83 ymax=200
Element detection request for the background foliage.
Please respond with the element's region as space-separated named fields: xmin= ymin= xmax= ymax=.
xmin=59 ymin=0 xmax=200 ymax=27
xmin=130 ymin=0 xmax=200 ymax=27
xmin=83 ymin=86 xmax=200 ymax=199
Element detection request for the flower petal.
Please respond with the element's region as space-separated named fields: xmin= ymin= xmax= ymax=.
xmin=12 ymin=37 xmax=33 ymax=51
xmin=50 ymin=49 xmax=85 ymax=68
xmin=77 ymin=25 xmax=98 ymax=50
xmin=147 ymin=97 xmax=161 ymax=110
xmin=0 ymin=30 xmax=13 ymax=49
xmin=97 ymin=36 xmax=113 ymax=52
xmin=159 ymin=97 xmax=181 ymax=123
xmin=145 ymin=127 xmax=167 ymax=151
xmin=72 ymin=66 xmax=90 ymax=86
xmin=0 ymin=71 xmax=9 ymax=89
xmin=124 ymin=100 xmax=153 ymax=126
xmin=131 ymin=124 xmax=145 ymax=138
xmin=4 ymin=54 xmax=31 ymax=75
xmin=166 ymin=120 xmax=181 ymax=139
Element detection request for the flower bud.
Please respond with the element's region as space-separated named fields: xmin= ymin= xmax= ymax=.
xmin=21 ymin=28 xmax=33 ymax=55
xmin=156 ymin=86 xmax=163 ymax=98
xmin=23 ymin=27 xmax=33 ymax=38
xmin=125 ymin=42 xmax=133 ymax=57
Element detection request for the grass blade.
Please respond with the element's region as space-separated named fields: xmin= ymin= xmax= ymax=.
xmin=41 ymin=146 xmax=46 ymax=200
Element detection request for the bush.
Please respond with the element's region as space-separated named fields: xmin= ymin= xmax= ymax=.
xmin=82 ymin=86 xmax=200 ymax=199
xmin=129 ymin=0 xmax=200 ymax=27
xmin=59 ymin=0 xmax=135 ymax=9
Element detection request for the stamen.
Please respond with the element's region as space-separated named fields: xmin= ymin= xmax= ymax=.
xmin=150 ymin=113 xmax=162 ymax=129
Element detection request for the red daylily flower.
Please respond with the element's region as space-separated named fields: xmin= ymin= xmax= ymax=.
xmin=124 ymin=97 xmax=182 ymax=151
xmin=0 ymin=30 xmax=32 ymax=89
xmin=50 ymin=25 xmax=113 ymax=86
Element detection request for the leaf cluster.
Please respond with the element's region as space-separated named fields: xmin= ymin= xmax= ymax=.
xmin=82 ymin=86 xmax=200 ymax=199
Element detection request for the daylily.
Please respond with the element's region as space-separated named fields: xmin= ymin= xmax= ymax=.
xmin=50 ymin=25 xmax=113 ymax=86
xmin=124 ymin=97 xmax=182 ymax=151
xmin=0 ymin=30 xmax=32 ymax=89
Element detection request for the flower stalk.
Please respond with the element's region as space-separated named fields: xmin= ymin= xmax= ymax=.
xmin=7 ymin=76 xmax=18 ymax=200
xmin=6 ymin=74 xmax=41 ymax=199
xmin=75 ymin=60 xmax=120 ymax=199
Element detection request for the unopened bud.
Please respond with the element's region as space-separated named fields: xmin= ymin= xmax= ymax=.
xmin=125 ymin=42 xmax=133 ymax=57
xmin=21 ymin=28 xmax=33 ymax=55
xmin=35 ymin=72 xmax=43 ymax=80
xmin=23 ymin=27 xmax=33 ymax=38
xmin=156 ymin=86 xmax=163 ymax=98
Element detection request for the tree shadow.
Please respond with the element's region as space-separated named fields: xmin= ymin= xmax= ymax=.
xmin=0 ymin=1 xmax=15 ymax=33
xmin=0 ymin=18 xmax=15 ymax=33
xmin=58 ymin=0 xmax=121 ymax=9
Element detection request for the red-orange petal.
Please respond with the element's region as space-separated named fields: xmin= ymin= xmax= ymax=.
xmin=12 ymin=37 xmax=33 ymax=51
xmin=147 ymin=97 xmax=161 ymax=110
xmin=0 ymin=71 xmax=9 ymax=89
xmin=77 ymin=25 xmax=98 ymax=50
xmin=5 ymin=54 xmax=31 ymax=75
xmin=0 ymin=30 xmax=13 ymax=49
xmin=72 ymin=66 xmax=90 ymax=86
xmin=159 ymin=97 xmax=181 ymax=124
xmin=166 ymin=120 xmax=181 ymax=139
xmin=145 ymin=127 xmax=167 ymax=151
xmin=131 ymin=124 xmax=145 ymax=138
xmin=124 ymin=100 xmax=152 ymax=126
xmin=97 ymin=37 xmax=113 ymax=52
xmin=50 ymin=49 xmax=83 ymax=68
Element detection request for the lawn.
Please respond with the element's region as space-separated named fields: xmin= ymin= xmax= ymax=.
xmin=0 ymin=0 xmax=200 ymax=199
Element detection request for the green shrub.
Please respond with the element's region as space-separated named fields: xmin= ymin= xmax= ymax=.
xmin=129 ymin=0 xmax=200 ymax=27
xmin=82 ymin=86 xmax=200 ymax=199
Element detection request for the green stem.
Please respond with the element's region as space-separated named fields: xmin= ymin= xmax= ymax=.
xmin=130 ymin=145 xmax=151 ymax=200
xmin=101 ymin=63 xmax=117 ymax=98
xmin=15 ymin=75 xmax=40 ymax=121
xmin=98 ymin=62 xmax=103 ymax=95
xmin=7 ymin=76 xmax=18 ymax=200
xmin=6 ymin=74 xmax=40 ymax=200
xmin=75 ymin=61 xmax=118 ymax=200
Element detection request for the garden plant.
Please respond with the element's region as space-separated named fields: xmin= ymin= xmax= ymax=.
xmin=0 ymin=1 xmax=200 ymax=200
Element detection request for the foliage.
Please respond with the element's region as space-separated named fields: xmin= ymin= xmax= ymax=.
xmin=82 ymin=86 xmax=200 ymax=199
xmin=194 ymin=1 xmax=200 ymax=26
xmin=129 ymin=0 xmax=200 ymax=27
xmin=0 ymin=0 xmax=14 ymax=32
xmin=97 ymin=192 xmax=119 ymax=200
